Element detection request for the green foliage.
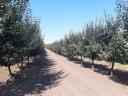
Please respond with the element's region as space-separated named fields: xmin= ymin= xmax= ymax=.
xmin=107 ymin=34 xmax=126 ymax=63
xmin=47 ymin=0 xmax=128 ymax=74
xmin=0 ymin=0 xmax=43 ymax=76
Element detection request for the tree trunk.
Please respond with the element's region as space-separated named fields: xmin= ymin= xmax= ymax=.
xmin=91 ymin=59 xmax=95 ymax=70
xmin=8 ymin=65 xmax=12 ymax=76
xmin=21 ymin=57 xmax=24 ymax=67
xmin=27 ymin=56 xmax=29 ymax=64
xmin=110 ymin=62 xmax=115 ymax=76
xmin=81 ymin=55 xmax=83 ymax=64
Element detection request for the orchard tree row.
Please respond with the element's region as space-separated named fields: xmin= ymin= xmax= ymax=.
xmin=0 ymin=0 xmax=44 ymax=76
xmin=47 ymin=0 xmax=128 ymax=75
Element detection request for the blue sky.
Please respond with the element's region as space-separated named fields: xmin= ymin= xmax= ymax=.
xmin=30 ymin=0 xmax=115 ymax=44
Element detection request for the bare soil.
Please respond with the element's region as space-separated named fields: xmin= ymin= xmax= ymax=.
xmin=43 ymin=49 xmax=128 ymax=96
xmin=0 ymin=49 xmax=128 ymax=96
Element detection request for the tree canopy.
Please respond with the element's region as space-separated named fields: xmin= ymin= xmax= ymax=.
xmin=47 ymin=0 xmax=128 ymax=75
xmin=0 ymin=0 xmax=44 ymax=76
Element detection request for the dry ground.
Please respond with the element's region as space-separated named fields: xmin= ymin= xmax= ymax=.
xmin=0 ymin=49 xmax=128 ymax=96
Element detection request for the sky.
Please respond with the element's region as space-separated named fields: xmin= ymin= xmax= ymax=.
xmin=30 ymin=0 xmax=116 ymax=44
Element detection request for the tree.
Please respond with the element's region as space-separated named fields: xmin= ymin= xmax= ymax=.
xmin=47 ymin=0 xmax=128 ymax=76
xmin=115 ymin=0 xmax=128 ymax=64
xmin=75 ymin=32 xmax=85 ymax=63
xmin=107 ymin=34 xmax=126 ymax=75
xmin=83 ymin=22 xmax=101 ymax=69
xmin=0 ymin=1 xmax=28 ymax=75
xmin=0 ymin=0 xmax=43 ymax=76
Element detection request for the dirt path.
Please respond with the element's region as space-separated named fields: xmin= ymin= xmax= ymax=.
xmin=0 ymin=49 xmax=128 ymax=96
xmin=43 ymin=49 xmax=128 ymax=96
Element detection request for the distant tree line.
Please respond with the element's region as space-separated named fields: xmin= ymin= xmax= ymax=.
xmin=47 ymin=0 xmax=128 ymax=75
xmin=0 ymin=0 xmax=44 ymax=76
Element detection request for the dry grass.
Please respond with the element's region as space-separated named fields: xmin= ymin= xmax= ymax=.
xmin=0 ymin=59 xmax=34 ymax=82
xmin=83 ymin=57 xmax=128 ymax=71
xmin=0 ymin=65 xmax=20 ymax=82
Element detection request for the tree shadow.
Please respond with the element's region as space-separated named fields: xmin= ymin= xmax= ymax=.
xmin=83 ymin=62 xmax=128 ymax=85
xmin=0 ymin=52 xmax=66 ymax=96
xmin=70 ymin=58 xmax=128 ymax=86
xmin=110 ymin=69 xmax=128 ymax=85
xmin=68 ymin=57 xmax=82 ymax=64
xmin=93 ymin=64 xmax=110 ymax=75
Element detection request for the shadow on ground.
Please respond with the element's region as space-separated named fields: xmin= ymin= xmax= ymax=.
xmin=70 ymin=57 xmax=128 ymax=86
xmin=0 ymin=51 xmax=66 ymax=96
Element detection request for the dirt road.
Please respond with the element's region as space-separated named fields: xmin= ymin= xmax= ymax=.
xmin=43 ymin=49 xmax=128 ymax=96
xmin=0 ymin=49 xmax=128 ymax=96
